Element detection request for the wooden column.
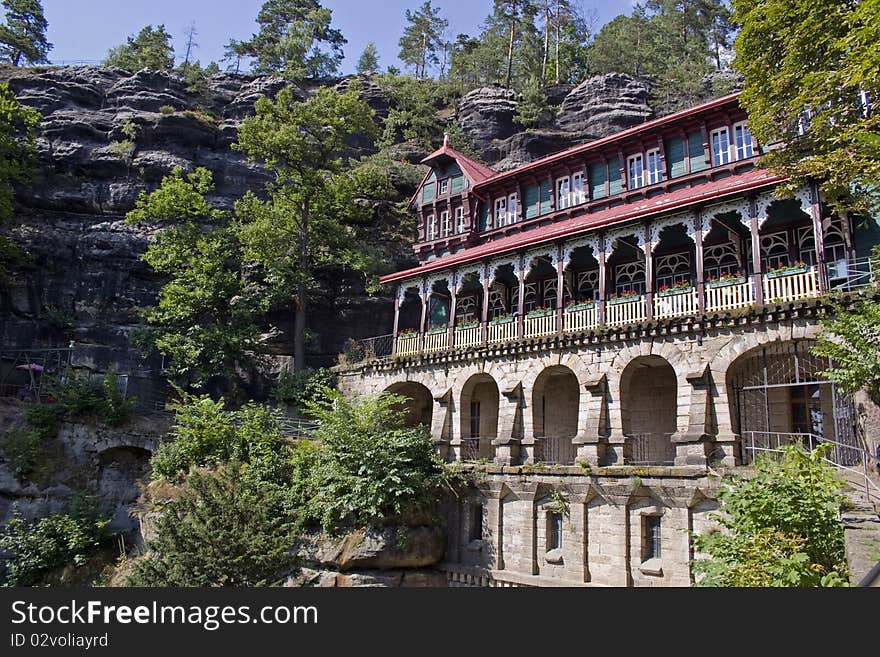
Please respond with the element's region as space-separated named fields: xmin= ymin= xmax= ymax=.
xmin=448 ymin=281 xmax=458 ymax=348
xmin=481 ymin=272 xmax=491 ymax=344
xmin=644 ymin=234 xmax=654 ymax=321
xmin=391 ymin=287 xmax=402 ymax=355
xmin=749 ymin=200 xmax=764 ymax=305
xmin=693 ymin=212 xmax=706 ymax=315
xmin=556 ymin=246 xmax=565 ymax=333
xmin=419 ymin=285 xmax=429 ymax=335
xmin=598 ymin=240 xmax=607 ymax=325
xmin=808 ymin=182 xmax=827 ymax=291
xmin=517 ymin=258 xmax=526 ymax=340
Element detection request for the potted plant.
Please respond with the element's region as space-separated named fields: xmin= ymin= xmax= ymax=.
xmin=657 ymin=281 xmax=693 ymax=297
xmin=455 ymin=318 xmax=480 ymax=330
xmin=489 ymin=313 xmax=515 ymax=325
xmin=397 ymin=328 xmax=419 ymax=339
xmin=707 ymin=271 xmax=747 ymax=288
xmin=565 ymin=299 xmax=595 ymax=312
xmin=526 ymin=306 xmax=555 ymax=318
xmin=426 ymin=324 xmax=448 ymax=335
xmin=607 ymin=289 xmax=640 ymax=304
xmin=766 ymin=261 xmax=809 ymax=278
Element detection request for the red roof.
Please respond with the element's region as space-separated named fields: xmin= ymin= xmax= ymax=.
xmin=421 ymin=143 xmax=497 ymax=183
xmin=474 ymin=92 xmax=743 ymax=190
xmin=381 ymin=167 xmax=784 ymax=285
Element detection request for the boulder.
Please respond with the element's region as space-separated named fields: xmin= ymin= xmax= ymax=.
xmin=456 ymin=86 xmax=519 ymax=149
xmin=556 ymin=73 xmax=653 ymax=137
xmin=299 ymin=525 xmax=446 ymax=571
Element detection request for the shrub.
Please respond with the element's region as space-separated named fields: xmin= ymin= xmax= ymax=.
xmin=51 ymin=369 xmax=104 ymax=418
xmin=159 ymin=105 xmax=175 ymax=114
xmin=25 ymin=403 xmax=62 ymax=439
xmin=693 ymin=444 xmax=849 ymax=587
xmin=101 ymin=373 xmax=135 ymax=427
xmin=271 ymin=368 xmax=338 ymax=411
xmin=2 ymin=430 xmax=42 ymax=477
xmin=0 ymin=507 xmax=108 ymax=586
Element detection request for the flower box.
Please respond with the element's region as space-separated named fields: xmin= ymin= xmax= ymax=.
xmin=489 ymin=315 xmax=515 ymax=326
xmin=564 ymin=302 xmax=595 ymax=313
xmin=707 ymin=276 xmax=747 ymax=288
xmin=657 ymin=285 xmax=693 ymax=297
xmin=526 ymin=308 xmax=555 ymax=318
xmin=455 ymin=321 xmax=479 ymax=330
xmin=397 ymin=331 xmax=419 ymax=339
xmin=426 ymin=325 xmax=448 ymax=335
xmin=766 ymin=265 xmax=809 ymax=279
xmin=607 ymin=294 xmax=640 ymax=305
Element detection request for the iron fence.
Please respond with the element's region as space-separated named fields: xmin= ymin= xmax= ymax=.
xmin=626 ymin=433 xmax=676 ymax=466
xmin=460 ymin=438 xmax=481 ymax=462
xmin=540 ymin=435 xmax=575 ymax=465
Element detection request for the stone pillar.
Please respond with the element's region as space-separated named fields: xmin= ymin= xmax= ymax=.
xmin=556 ymin=247 xmax=565 ymax=333
xmin=693 ymin=212 xmax=706 ymax=315
xmin=749 ymin=200 xmax=764 ymax=304
xmin=431 ymin=388 xmax=452 ymax=462
xmin=391 ymin=286 xmax=402 ymax=355
xmin=645 ymin=236 xmax=655 ymax=321
xmin=671 ymin=366 xmax=712 ymax=466
xmin=493 ymin=382 xmax=523 ymax=465
xmin=605 ymin=372 xmax=628 ymax=465
xmin=573 ymin=374 xmax=608 ymax=467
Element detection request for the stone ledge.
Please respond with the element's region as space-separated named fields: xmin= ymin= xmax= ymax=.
xmin=438 ymin=563 xmax=595 ymax=587
xmin=458 ymin=462 xmax=709 ymax=478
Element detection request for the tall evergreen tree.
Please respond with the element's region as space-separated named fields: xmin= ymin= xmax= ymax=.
xmin=356 ymin=41 xmax=379 ymax=74
xmin=226 ymin=0 xmax=346 ymax=79
xmin=398 ymin=1 xmax=448 ymax=80
xmin=0 ymin=0 xmax=51 ymax=66
xmin=104 ymin=25 xmax=175 ymax=71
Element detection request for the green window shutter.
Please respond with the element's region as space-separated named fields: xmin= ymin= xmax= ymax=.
xmin=666 ymin=138 xmax=686 ymax=178
xmin=688 ymin=132 xmax=706 ymax=172
xmin=589 ymin=162 xmax=607 ymax=199
xmin=524 ymin=184 xmax=538 ymax=219
xmin=422 ymin=182 xmax=436 ymax=202
xmin=479 ymin=203 xmax=488 ymax=231
xmin=608 ymin=158 xmax=622 ymax=195
xmin=539 ymin=181 xmax=551 ymax=215
xmin=450 ymin=175 xmax=464 ymax=193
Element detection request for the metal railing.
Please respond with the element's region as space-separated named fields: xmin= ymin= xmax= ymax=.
xmin=278 ymin=416 xmax=318 ymax=438
xmin=741 ymin=431 xmax=880 ymax=499
xmin=459 ymin=438 xmax=481 ymax=462
xmin=626 ymin=432 xmax=676 ymax=466
xmin=357 ymin=334 xmax=394 ymax=360
xmin=540 ymin=435 xmax=575 ymax=465
xmin=826 ymin=256 xmax=878 ymax=292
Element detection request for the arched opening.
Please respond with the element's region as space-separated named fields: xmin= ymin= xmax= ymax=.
xmin=620 ymin=356 xmax=677 ymax=465
xmin=460 ymin=373 xmax=499 ymax=461
xmin=726 ymin=340 xmax=858 ymax=463
xmin=384 ymin=381 xmax=433 ymax=428
xmin=532 ymin=366 xmax=579 ymax=464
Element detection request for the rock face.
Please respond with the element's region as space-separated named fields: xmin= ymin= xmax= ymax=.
xmin=556 ymin=73 xmax=654 ymax=137
xmin=456 ymin=86 xmax=519 ymax=146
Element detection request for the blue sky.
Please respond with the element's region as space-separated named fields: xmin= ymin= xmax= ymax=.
xmin=41 ymin=0 xmax=635 ymax=74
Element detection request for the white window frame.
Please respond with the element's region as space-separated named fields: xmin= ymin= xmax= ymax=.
xmin=572 ymin=172 xmax=586 ymax=205
xmin=438 ymin=178 xmax=449 ymax=195
xmin=454 ymin=206 xmax=465 ymax=234
xmin=440 ymin=209 xmax=450 ymax=237
xmin=627 ymin=154 xmax=644 ymax=189
xmin=508 ymin=192 xmax=519 ymax=223
xmin=733 ymin=121 xmax=755 ymax=160
xmin=646 ymin=148 xmax=663 ymax=185
xmin=494 ymin=197 xmax=507 ymax=227
xmin=711 ymin=127 xmax=731 ymax=166
xmin=556 ymin=176 xmax=571 ymax=210
xmin=425 ymin=214 xmax=435 ymax=241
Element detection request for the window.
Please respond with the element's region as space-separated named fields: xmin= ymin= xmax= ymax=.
xmin=494 ymin=197 xmax=507 ymax=227
xmin=711 ymin=127 xmax=731 ymax=166
xmin=547 ymin=512 xmax=562 ymax=551
xmin=642 ymin=515 xmax=662 ymax=561
xmin=734 ymin=122 xmax=755 ymax=160
xmin=469 ymin=502 xmax=484 ymax=542
xmin=440 ymin=210 xmax=450 ymax=237
xmin=469 ymin=401 xmax=481 ymax=438
xmin=572 ymin=172 xmax=585 ymax=204
xmin=791 ymin=385 xmax=824 ymax=437
xmin=439 ymin=178 xmax=448 ymax=195
xmin=508 ymin=192 xmax=519 ymax=223
xmin=627 ymin=154 xmax=644 ymax=189
xmin=646 ymin=149 xmax=663 ymax=185
xmin=556 ymin=176 xmax=571 ymax=209
xmin=425 ymin=214 xmax=435 ymax=241
xmin=455 ymin=206 xmax=465 ymax=234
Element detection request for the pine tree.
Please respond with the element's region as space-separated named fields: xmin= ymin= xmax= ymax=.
xmin=356 ymin=41 xmax=379 ymax=74
xmin=104 ymin=25 xmax=175 ymax=71
xmin=398 ymin=1 xmax=448 ymax=80
xmin=0 ymin=0 xmax=52 ymax=66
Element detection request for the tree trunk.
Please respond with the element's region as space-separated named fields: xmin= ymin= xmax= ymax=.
xmin=555 ymin=0 xmax=561 ymax=84
xmin=13 ymin=50 xmax=22 ymax=67
xmin=542 ymin=0 xmax=550 ymax=83
xmin=421 ymin=31 xmax=428 ymax=80
xmin=294 ymin=197 xmax=309 ymax=372
xmin=506 ymin=12 xmax=516 ymax=89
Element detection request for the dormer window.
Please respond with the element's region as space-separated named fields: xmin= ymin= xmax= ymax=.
xmin=733 ymin=122 xmax=755 ymax=160
xmin=439 ymin=178 xmax=449 ymax=195
xmin=711 ymin=127 xmax=731 ymax=166
xmin=495 ymin=197 xmax=507 ymax=227
xmin=627 ymin=154 xmax=644 ymax=189
xmin=646 ymin=149 xmax=663 ymax=184
xmin=557 ymin=176 xmax=570 ymax=209
xmin=509 ymin=193 xmax=519 ymax=223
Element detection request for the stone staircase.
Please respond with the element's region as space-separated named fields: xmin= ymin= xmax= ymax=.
xmin=840 ymin=470 xmax=880 ymax=586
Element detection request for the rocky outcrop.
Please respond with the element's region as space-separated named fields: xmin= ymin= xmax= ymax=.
xmin=456 ymin=86 xmax=519 ymax=146
xmin=555 ymin=73 xmax=653 ymax=137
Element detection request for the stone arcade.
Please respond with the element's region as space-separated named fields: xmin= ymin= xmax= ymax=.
xmin=339 ymin=93 xmax=880 ymax=587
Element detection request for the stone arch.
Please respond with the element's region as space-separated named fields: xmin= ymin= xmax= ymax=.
xmin=532 ymin=365 xmax=579 ymax=464
xmin=620 ymin=355 xmax=677 ymax=464
xmin=384 ymin=381 xmax=433 ymax=428
xmin=460 ymin=373 xmax=500 ymax=460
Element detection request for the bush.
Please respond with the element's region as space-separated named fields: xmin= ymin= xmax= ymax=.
xmin=693 ymin=445 xmax=849 ymax=587
xmin=299 ymin=389 xmax=459 ymax=530
xmin=271 ymin=368 xmax=338 ymax=411
xmin=46 ymin=369 xmax=136 ymax=427
xmin=101 ymin=373 xmax=135 ymax=427
xmin=2 ymin=430 xmax=42 ymax=477
xmin=25 ymin=403 xmax=62 ymax=439
xmin=159 ymin=105 xmax=175 ymax=115
xmin=0 ymin=506 xmax=108 ymax=586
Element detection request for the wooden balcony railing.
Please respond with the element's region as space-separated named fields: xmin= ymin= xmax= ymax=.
xmin=455 ymin=324 xmax=482 ymax=348
xmin=563 ymin=305 xmax=598 ymax=332
xmin=396 ymin=333 xmax=421 ymax=356
xmin=653 ymin=288 xmax=699 ymax=320
xmin=423 ymin=329 xmax=449 ymax=353
xmin=488 ymin=318 xmax=517 ymax=343
xmin=605 ymin=295 xmax=646 ymax=327
xmin=763 ymin=265 xmax=818 ymax=303
xmin=705 ymin=277 xmax=754 ymax=312
xmin=524 ymin=312 xmax=557 ymax=338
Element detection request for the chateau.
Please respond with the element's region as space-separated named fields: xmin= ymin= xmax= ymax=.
xmin=338 ymin=92 xmax=879 ymax=587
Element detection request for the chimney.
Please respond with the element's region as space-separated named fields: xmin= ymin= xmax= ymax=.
xmin=443 ymin=132 xmax=449 ymax=147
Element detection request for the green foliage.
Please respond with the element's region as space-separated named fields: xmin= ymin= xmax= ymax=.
xmin=356 ymin=41 xmax=379 ymax=75
xmin=25 ymin=402 xmax=61 ymax=438
xmin=103 ymin=24 xmax=175 ymax=71
xmin=101 ymin=373 xmax=135 ymax=427
xmin=298 ymin=390 xmax=459 ymax=530
xmin=126 ymin=461 xmax=297 ymax=587
xmin=226 ymin=0 xmax=346 ymax=80
xmin=398 ymin=1 xmax=448 ymax=81
xmin=0 ymin=81 xmax=39 ymax=223
xmin=813 ymin=267 xmax=880 ymax=405
xmin=0 ymin=505 xmax=108 ymax=586
xmin=731 ymin=0 xmax=880 ymax=216
xmin=2 ymin=428 xmax=41 ymax=476
xmin=46 ymin=369 xmax=135 ymax=426
xmin=514 ymin=75 xmax=548 ymax=128
xmin=159 ymin=105 xmax=175 ymax=115
xmin=0 ymin=0 xmax=52 ymax=66
xmin=178 ymin=60 xmax=221 ymax=96
xmin=693 ymin=445 xmax=849 ymax=587
xmin=375 ymin=74 xmax=458 ymax=149
xmin=272 ymin=367 xmax=338 ymax=411
xmin=108 ymin=139 xmax=135 ymax=161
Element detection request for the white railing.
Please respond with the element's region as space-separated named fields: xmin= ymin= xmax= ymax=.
xmin=705 ymin=278 xmax=755 ymax=312
xmin=455 ymin=325 xmax=482 ymax=349
xmin=654 ymin=288 xmax=699 ymax=320
xmin=605 ymin=296 xmax=646 ymax=327
xmin=564 ymin=306 xmax=598 ymax=332
xmin=524 ymin=313 xmax=557 ymax=338
xmin=488 ymin=319 xmax=517 ymax=343
xmin=396 ymin=334 xmax=421 ymax=356
xmin=763 ymin=266 xmax=819 ymax=303
xmin=423 ymin=330 xmax=449 ymax=353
